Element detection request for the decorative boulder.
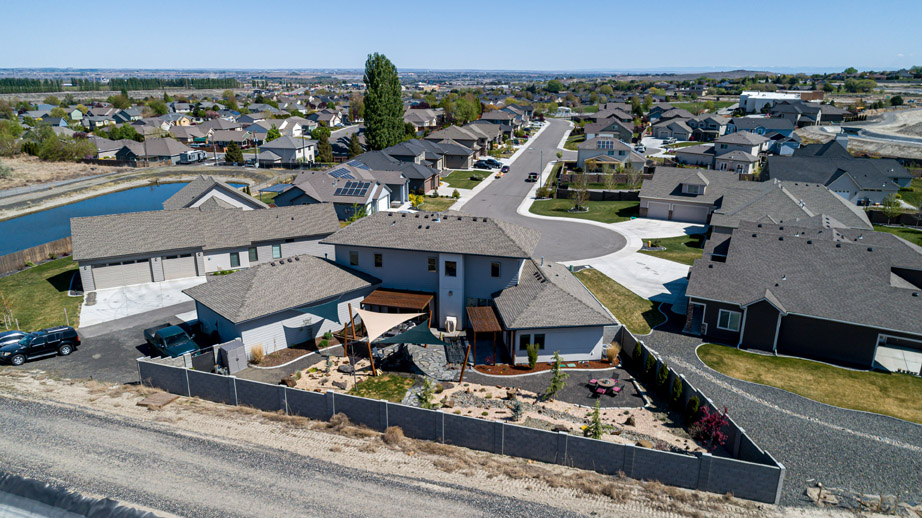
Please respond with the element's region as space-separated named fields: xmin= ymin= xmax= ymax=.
xmin=624 ymin=416 xmax=636 ymax=427
xmin=338 ymin=364 xmax=355 ymax=374
xmin=635 ymin=440 xmax=653 ymax=449
xmin=332 ymin=380 xmax=347 ymax=390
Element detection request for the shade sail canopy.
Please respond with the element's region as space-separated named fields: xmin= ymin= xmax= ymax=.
xmin=375 ymin=319 xmax=451 ymax=347
xmin=355 ymin=308 xmax=424 ymax=343
xmin=292 ymin=298 xmax=342 ymax=324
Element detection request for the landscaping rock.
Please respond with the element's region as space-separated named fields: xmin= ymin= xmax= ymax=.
xmin=552 ymin=424 xmax=570 ymax=433
xmin=338 ymin=364 xmax=355 ymax=374
xmin=624 ymin=416 xmax=636 ymax=427
xmin=441 ymin=382 xmax=454 ymax=390
xmin=635 ymin=440 xmax=653 ymax=449
xmin=805 ymin=487 xmax=820 ymax=504
xmin=506 ymin=389 xmax=518 ymax=400
xmin=332 ymin=381 xmax=347 ymax=390
xmin=280 ymin=377 xmax=296 ymax=387
xmin=860 ymin=494 xmax=881 ymax=510
xmin=880 ymin=495 xmax=897 ymax=514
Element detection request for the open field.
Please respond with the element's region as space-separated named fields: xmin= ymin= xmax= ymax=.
xmin=575 ymin=268 xmax=665 ymax=335
xmin=0 ymin=155 xmax=130 ymax=190
xmin=698 ymin=343 xmax=922 ymax=424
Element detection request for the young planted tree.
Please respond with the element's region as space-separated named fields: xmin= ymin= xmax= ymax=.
xmin=881 ymin=194 xmax=903 ymax=224
xmin=416 ymin=377 xmax=437 ymax=409
xmin=348 ymin=134 xmax=363 ymax=158
xmin=317 ymin=132 xmax=333 ymax=163
xmin=510 ymin=400 xmax=524 ymax=422
xmin=584 ymin=399 xmax=613 ymax=440
xmin=544 ymin=351 xmax=569 ymax=400
xmin=570 ymin=173 xmax=589 ymax=211
xmin=526 ymin=343 xmax=539 ymax=369
xmin=363 ymin=53 xmax=404 ymax=150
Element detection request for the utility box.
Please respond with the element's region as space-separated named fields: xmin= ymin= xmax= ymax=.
xmin=218 ymin=339 xmax=247 ymax=375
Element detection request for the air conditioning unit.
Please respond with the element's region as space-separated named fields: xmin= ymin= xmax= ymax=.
xmin=445 ymin=316 xmax=457 ymax=333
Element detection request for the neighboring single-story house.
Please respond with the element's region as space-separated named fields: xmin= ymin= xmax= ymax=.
xmin=686 ymin=222 xmax=922 ymax=370
xmin=70 ymin=204 xmax=340 ymax=291
xmin=726 ymin=117 xmax=795 ymax=137
xmin=353 ymin=150 xmax=440 ymax=194
xmin=764 ymin=141 xmax=913 ymax=204
xmin=274 ymin=163 xmax=399 ymax=219
xmin=162 ymin=175 xmax=268 ymax=211
xmin=321 ymin=211 xmax=619 ymax=363
xmin=185 ymin=254 xmax=380 ymax=358
xmin=638 ymin=167 xmax=873 ymax=228
xmin=114 ymin=138 xmax=192 ymax=165
xmin=650 ymin=119 xmax=692 ymax=140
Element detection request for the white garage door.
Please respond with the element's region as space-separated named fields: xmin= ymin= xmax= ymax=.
xmin=646 ymin=202 xmax=670 ymax=220
xmin=672 ymin=204 xmax=710 ymax=223
xmin=93 ymin=259 xmax=153 ymax=290
xmin=162 ymin=254 xmax=197 ymax=280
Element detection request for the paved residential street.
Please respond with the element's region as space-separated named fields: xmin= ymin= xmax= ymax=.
xmin=645 ymin=313 xmax=922 ymax=506
xmin=459 ymin=119 xmax=627 ymax=262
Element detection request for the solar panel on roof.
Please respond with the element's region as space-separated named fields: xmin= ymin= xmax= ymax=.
xmin=328 ymin=168 xmax=354 ymax=179
xmin=345 ymin=159 xmax=370 ymax=170
xmin=334 ymin=180 xmax=371 ymax=197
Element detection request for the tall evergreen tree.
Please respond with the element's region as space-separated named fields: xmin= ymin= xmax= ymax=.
xmin=224 ymin=141 xmax=244 ymax=164
xmin=348 ymin=134 xmax=363 ymax=158
xmin=363 ymin=53 xmax=403 ymax=150
xmin=317 ymin=133 xmax=333 ymax=163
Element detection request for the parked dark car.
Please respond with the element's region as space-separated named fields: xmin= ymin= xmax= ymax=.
xmin=483 ymin=158 xmax=503 ymax=168
xmin=144 ymin=322 xmax=199 ymax=358
xmin=526 ymin=172 xmax=539 ymax=182
xmin=500 ymin=165 xmax=510 ymax=173
xmin=0 ymin=326 xmax=80 ymax=366
xmin=473 ymin=160 xmax=493 ymax=170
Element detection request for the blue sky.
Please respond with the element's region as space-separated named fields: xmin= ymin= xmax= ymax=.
xmin=1 ymin=0 xmax=919 ymax=72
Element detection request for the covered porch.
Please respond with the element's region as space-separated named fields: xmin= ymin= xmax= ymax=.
xmin=361 ymin=288 xmax=434 ymax=325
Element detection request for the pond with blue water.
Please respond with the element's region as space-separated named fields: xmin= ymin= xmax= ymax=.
xmin=0 ymin=182 xmax=244 ymax=256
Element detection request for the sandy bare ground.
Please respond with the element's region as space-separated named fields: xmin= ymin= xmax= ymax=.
xmin=0 ymin=367 xmax=865 ymax=518
xmin=0 ymin=155 xmax=130 ymax=190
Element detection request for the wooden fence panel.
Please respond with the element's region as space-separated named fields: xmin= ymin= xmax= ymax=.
xmin=0 ymin=237 xmax=73 ymax=276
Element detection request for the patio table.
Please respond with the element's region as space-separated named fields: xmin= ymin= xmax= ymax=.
xmin=596 ymin=378 xmax=616 ymax=389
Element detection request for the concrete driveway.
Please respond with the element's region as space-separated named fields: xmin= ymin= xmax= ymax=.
xmin=80 ymin=277 xmax=206 ymax=327
xmin=558 ymin=219 xmax=706 ymax=313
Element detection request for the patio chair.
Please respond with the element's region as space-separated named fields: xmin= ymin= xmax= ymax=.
xmin=594 ymin=387 xmax=608 ymax=396
xmin=588 ymin=378 xmax=598 ymax=385
xmin=611 ymin=386 xmax=621 ymax=394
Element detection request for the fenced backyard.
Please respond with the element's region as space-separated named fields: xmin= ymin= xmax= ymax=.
xmin=0 ymin=237 xmax=72 ymax=277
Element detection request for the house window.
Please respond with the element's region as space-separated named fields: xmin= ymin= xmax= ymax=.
xmin=248 ymin=247 xmax=258 ymax=262
xmin=719 ymin=144 xmax=727 ymax=150
xmin=533 ymin=333 xmax=546 ymax=350
xmin=518 ymin=334 xmax=531 ymax=351
xmin=685 ymin=184 xmax=702 ymax=195
xmin=229 ymin=252 xmax=240 ymax=268
xmin=427 ymin=257 xmax=437 ymax=272
xmin=349 ymin=251 xmax=359 ymax=266
xmin=272 ymin=244 xmax=282 ymax=259
xmin=490 ymin=262 xmax=501 ymax=278
xmin=717 ymin=309 xmax=741 ymax=332
xmin=444 ymin=261 xmax=457 ymax=277
xmin=374 ymin=253 xmax=383 ymax=268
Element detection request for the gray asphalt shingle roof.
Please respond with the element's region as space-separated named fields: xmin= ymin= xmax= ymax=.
xmin=71 ymin=204 xmax=339 ymax=261
xmin=493 ymin=260 xmax=617 ymax=329
xmin=322 ymin=211 xmax=540 ymax=259
xmin=688 ymin=223 xmax=922 ymax=335
xmin=162 ymin=175 xmax=269 ymax=210
xmin=765 ymin=155 xmax=911 ymax=189
xmin=184 ymin=255 xmax=379 ymax=324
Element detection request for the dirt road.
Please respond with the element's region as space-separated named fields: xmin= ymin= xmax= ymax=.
xmin=0 ymin=370 xmax=846 ymax=518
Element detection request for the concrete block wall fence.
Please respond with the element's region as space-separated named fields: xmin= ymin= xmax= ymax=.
xmin=137 ymin=355 xmax=785 ymax=504
xmin=616 ymin=328 xmax=786 ymax=504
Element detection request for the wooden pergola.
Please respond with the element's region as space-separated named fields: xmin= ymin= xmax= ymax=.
xmin=361 ymin=289 xmax=434 ymax=323
xmin=460 ymin=306 xmax=503 ymax=382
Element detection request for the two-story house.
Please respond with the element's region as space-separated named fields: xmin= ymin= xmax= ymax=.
xmin=576 ymin=137 xmax=645 ymax=169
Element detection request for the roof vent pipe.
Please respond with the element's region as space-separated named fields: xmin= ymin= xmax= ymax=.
xmin=541 ymin=256 xmax=544 ymax=266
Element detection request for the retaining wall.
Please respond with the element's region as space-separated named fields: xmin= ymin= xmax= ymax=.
xmin=137 ymin=348 xmax=785 ymax=504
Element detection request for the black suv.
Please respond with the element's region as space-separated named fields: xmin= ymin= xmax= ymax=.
xmin=0 ymin=326 xmax=80 ymax=366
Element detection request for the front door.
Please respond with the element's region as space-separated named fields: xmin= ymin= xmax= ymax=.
xmin=684 ymin=303 xmax=706 ymax=336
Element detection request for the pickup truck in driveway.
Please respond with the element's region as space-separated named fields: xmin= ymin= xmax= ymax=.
xmin=143 ymin=323 xmax=199 ymax=358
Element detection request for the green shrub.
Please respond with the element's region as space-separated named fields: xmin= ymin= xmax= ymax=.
xmin=510 ymin=400 xmax=524 ymax=421
xmin=656 ymin=363 xmax=670 ymax=392
xmin=671 ymin=376 xmax=684 ymax=407
xmin=416 ymin=378 xmax=437 ymax=409
xmin=24 ymin=261 xmax=36 ymax=268
xmin=323 ymin=331 xmax=333 ymax=340
xmin=536 ymin=186 xmax=552 ymax=198
xmin=632 ymin=342 xmax=643 ymax=364
xmin=319 ymin=338 xmax=329 ymax=348
xmin=545 ymin=351 xmax=569 ymax=400
xmin=686 ymin=395 xmax=700 ymax=423
xmin=644 ymin=354 xmax=657 ymax=379
xmin=526 ymin=343 xmax=539 ymax=369
xmin=451 ymin=189 xmax=460 ymax=199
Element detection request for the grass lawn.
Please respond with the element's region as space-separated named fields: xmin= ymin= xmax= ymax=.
xmin=638 ymin=234 xmax=706 ymax=266
xmin=564 ymin=134 xmax=586 ymax=150
xmin=669 ymin=141 xmax=706 ymax=149
xmin=349 ymin=374 xmax=416 ymax=402
xmin=897 ymin=178 xmax=922 ymax=208
xmin=529 ymin=199 xmax=639 ymax=224
xmin=575 ymin=268 xmax=665 ymax=335
xmin=669 ymin=101 xmax=735 ymax=113
xmin=0 ymin=257 xmax=81 ymax=331
xmin=441 ymin=170 xmax=485 ymax=190
xmin=698 ymin=343 xmax=922 ymax=424
xmin=258 ymin=192 xmax=277 ymax=204
xmin=418 ymin=197 xmax=457 ymax=212
xmin=873 ymin=224 xmax=922 ymax=246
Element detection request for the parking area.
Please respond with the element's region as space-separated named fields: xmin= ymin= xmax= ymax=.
xmin=80 ymin=277 xmax=206 ymax=327
xmin=15 ymin=302 xmax=196 ymax=384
